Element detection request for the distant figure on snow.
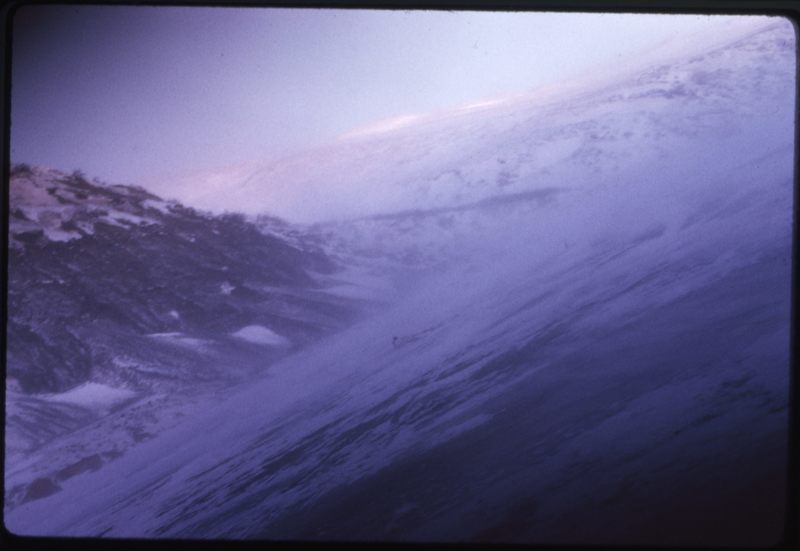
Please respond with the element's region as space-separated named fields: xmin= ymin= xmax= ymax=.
xmin=392 ymin=336 xmax=399 ymax=349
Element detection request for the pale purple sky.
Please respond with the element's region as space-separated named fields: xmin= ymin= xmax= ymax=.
xmin=11 ymin=6 xmax=758 ymax=189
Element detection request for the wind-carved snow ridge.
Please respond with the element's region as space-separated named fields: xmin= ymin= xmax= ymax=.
xmin=5 ymin=18 xmax=795 ymax=544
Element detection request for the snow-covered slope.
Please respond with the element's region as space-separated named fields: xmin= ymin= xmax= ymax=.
xmin=191 ymin=17 xmax=794 ymax=274
xmin=7 ymin=140 xmax=793 ymax=541
xmin=162 ymin=18 xmax=791 ymax=224
xmin=5 ymin=18 xmax=795 ymax=545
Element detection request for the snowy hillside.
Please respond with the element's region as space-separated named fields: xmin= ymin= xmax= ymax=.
xmin=172 ymin=17 xmax=796 ymax=273
xmin=5 ymin=17 xmax=795 ymax=545
xmin=164 ymin=18 xmax=792 ymax=223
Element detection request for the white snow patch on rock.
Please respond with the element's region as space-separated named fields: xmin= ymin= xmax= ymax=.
xmin=42 ymin=382 xmax=136 ymax=411
xmin=43 ymin=228 xmax=82 ymax=242
xmin=142 ymin=199 xmax=174 ymax=214
xmin=231 ymin=325 xmax=291 ymax=347
xmin=146 ymin=332 xmax=211 ymax=349
xmin=102 ymin=212 xmax=158 ymax=227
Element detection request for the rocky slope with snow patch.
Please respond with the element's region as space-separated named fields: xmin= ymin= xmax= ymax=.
xmin=5 ymin=166 xmax=377 ymax=509
xmin=7 ymin=165 xmax=358 ymax=396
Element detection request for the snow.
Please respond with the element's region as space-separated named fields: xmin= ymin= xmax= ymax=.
xmin=42 ymin=228 xmax=82 ymax=242
xmin=41 ymin=383 xmax=137 ymax=411
xmin=100 ymin=212 xmax=158 ymax=227
xmin=142 ymin=199 xmax=174 ymax=214
xmin=146 ymin=333 xmax=211 ymax=349
xmin=75 ymin=220 xmax=95 ymax=235
xmin=230 ymin=325 xmax=291 ymax=347
xmin=8 ymin=168 xmax=164 ymax=243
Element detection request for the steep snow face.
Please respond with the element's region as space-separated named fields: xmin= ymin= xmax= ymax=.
xmin=5 ymin=19 xmax=793 ymax=545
